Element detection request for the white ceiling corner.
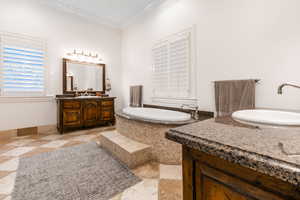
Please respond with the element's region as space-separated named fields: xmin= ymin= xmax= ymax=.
xmin=41 ymin=0 xmax=166 ymax=29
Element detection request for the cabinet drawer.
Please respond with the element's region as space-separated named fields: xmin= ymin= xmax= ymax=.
xmin=101 ymin=110 xmax=113 ymax=120
xmin=63 ymin=101 xmax=81 ymax=109
xmin=101 ymin=100 xmax=113 ymax=107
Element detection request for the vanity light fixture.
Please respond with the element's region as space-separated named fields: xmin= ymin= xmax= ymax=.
xmin=65 ymin=49 xmax=104 ymax=64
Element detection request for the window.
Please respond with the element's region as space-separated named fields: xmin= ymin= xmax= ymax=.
xmin=0 ymin=32 xmax=46 ymax=96
xmin=152 ymin=28 xmax=195 ymax=101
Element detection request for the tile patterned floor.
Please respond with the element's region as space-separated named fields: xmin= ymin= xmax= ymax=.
xmin=0 ymin=127 xmax=182 ymax=200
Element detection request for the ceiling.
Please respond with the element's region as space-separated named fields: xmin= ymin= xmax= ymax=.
xmin=42 ymin=0 xmax=165 ymax=28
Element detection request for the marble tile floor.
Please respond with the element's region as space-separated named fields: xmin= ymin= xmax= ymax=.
xmin=0 ymin=127 xmax=182 ymax=200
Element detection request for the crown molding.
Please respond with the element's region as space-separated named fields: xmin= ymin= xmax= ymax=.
xmin=41 ymin=0 xmax=167 ymax=29
xmin=121 ymin=0 xmax=167 ymax=29
xmin=40 ymin=0 xmax=121 ymax=29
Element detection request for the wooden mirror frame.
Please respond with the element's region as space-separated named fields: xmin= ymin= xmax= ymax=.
xmin=62 ymin=58 xmax=106 ymax=94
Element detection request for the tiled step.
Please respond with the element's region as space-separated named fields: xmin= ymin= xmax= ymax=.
xmin=100 ymin=130 xmax=152 ymax=168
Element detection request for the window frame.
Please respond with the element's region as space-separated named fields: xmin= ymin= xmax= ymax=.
xmin=0 ymin=32 xmax=49 ymax=98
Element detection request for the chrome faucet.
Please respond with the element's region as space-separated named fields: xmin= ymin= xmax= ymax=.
xmin=278 ymin=83 xmax=300 ymax=94
xmin=181 ymin=104 xmax=199 ymax=120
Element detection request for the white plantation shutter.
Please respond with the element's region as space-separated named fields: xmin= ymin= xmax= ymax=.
xmin=153 ymin=42 xmax=169 ymax=97
xmin=169 ymin=33 xmax=190 ymax=98
xmin=152 ymin=31 xmax=191 ymax=99
xmin=0 ymin=33 xmax=46 ymax=96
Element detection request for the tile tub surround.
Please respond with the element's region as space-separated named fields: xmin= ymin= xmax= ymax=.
xmin=116 ymin=115 xmax=182 ymax=164
xmin=166 ymin=119 xmax=300 ymax=186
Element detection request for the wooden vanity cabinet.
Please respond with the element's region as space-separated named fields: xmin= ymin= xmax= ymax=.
xmin=57 ymin=97 xmax=115 ymax=134
xmin=182 ymin=146 xmax=300 ymax=200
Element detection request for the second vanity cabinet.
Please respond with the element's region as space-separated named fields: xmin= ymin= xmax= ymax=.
xmin=181 ymin=146 xmax=300 ymax=200
xmin=57 ymin=97 xmax=115 ymax=134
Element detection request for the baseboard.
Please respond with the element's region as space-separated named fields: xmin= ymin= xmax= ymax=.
xmin=0 ymin=124 xmax=57 ymax=140
xmin=38 ymin=125 xmax=57 ymax=134
xmin=17 ymin=127 xmax=38 ymax=136
xmin=0 ymin=129 xmax=17 ymax=140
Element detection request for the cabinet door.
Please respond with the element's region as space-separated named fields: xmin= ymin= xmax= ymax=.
xmin=195 ymin=162 xmax=284 ymax=200
xmin=83 ymin=101 xmax=98 ymax=126
xmin=202 ymin=177 xmax=248 ymax=200
xmin=63 ymin=109 xmax=81 ymax=126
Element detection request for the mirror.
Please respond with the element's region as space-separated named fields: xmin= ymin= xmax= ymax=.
xmin=63 ymin=58 xmax=105 ymax=94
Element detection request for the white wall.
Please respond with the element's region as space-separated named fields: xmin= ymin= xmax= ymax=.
xmin=121 ymin=0 xmax=300 ymax=111
xmin=0 ymin=0 xmax=122 ymax=131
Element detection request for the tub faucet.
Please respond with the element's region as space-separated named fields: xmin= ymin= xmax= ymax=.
xmin=278 ymin=83 xmax=300 ymax=95
xmin=181 ymin=104 xmax=199 ymax=120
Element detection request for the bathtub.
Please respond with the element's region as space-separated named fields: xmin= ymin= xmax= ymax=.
xmin=116 ymin=107 xmax=194 ymax=164
xmin=122 ymin=107 xmax=192 ymax=123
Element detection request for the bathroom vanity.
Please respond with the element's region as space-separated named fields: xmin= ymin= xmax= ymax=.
xmin=166 ymin=119 xmax=300 ymax=200
xmin=56 ymin=58 xmax=115 ymax=134
xmin=56 ymin=97 xmax=115 ymax=134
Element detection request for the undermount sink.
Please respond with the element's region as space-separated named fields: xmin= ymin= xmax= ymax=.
xmin=232 ymin=109 xmax=300 ymax=128
xmin=75 ymin=96 xmax=100 ymax=99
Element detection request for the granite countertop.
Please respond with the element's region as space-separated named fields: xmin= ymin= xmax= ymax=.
xmin=166 ymin=119 xmax=300 ymax=186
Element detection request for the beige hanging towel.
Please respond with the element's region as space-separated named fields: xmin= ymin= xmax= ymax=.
xmin=214 ymin=79 xmax=256 ymax=117
xmin=130 ymin=85 xmax=143 ymax=107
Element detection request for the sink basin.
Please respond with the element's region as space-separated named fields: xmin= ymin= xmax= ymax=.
xmin=232 ymin=109 xmax=300 ymax=127
xmin=75 ymin=96 xmax=100 ymax=99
